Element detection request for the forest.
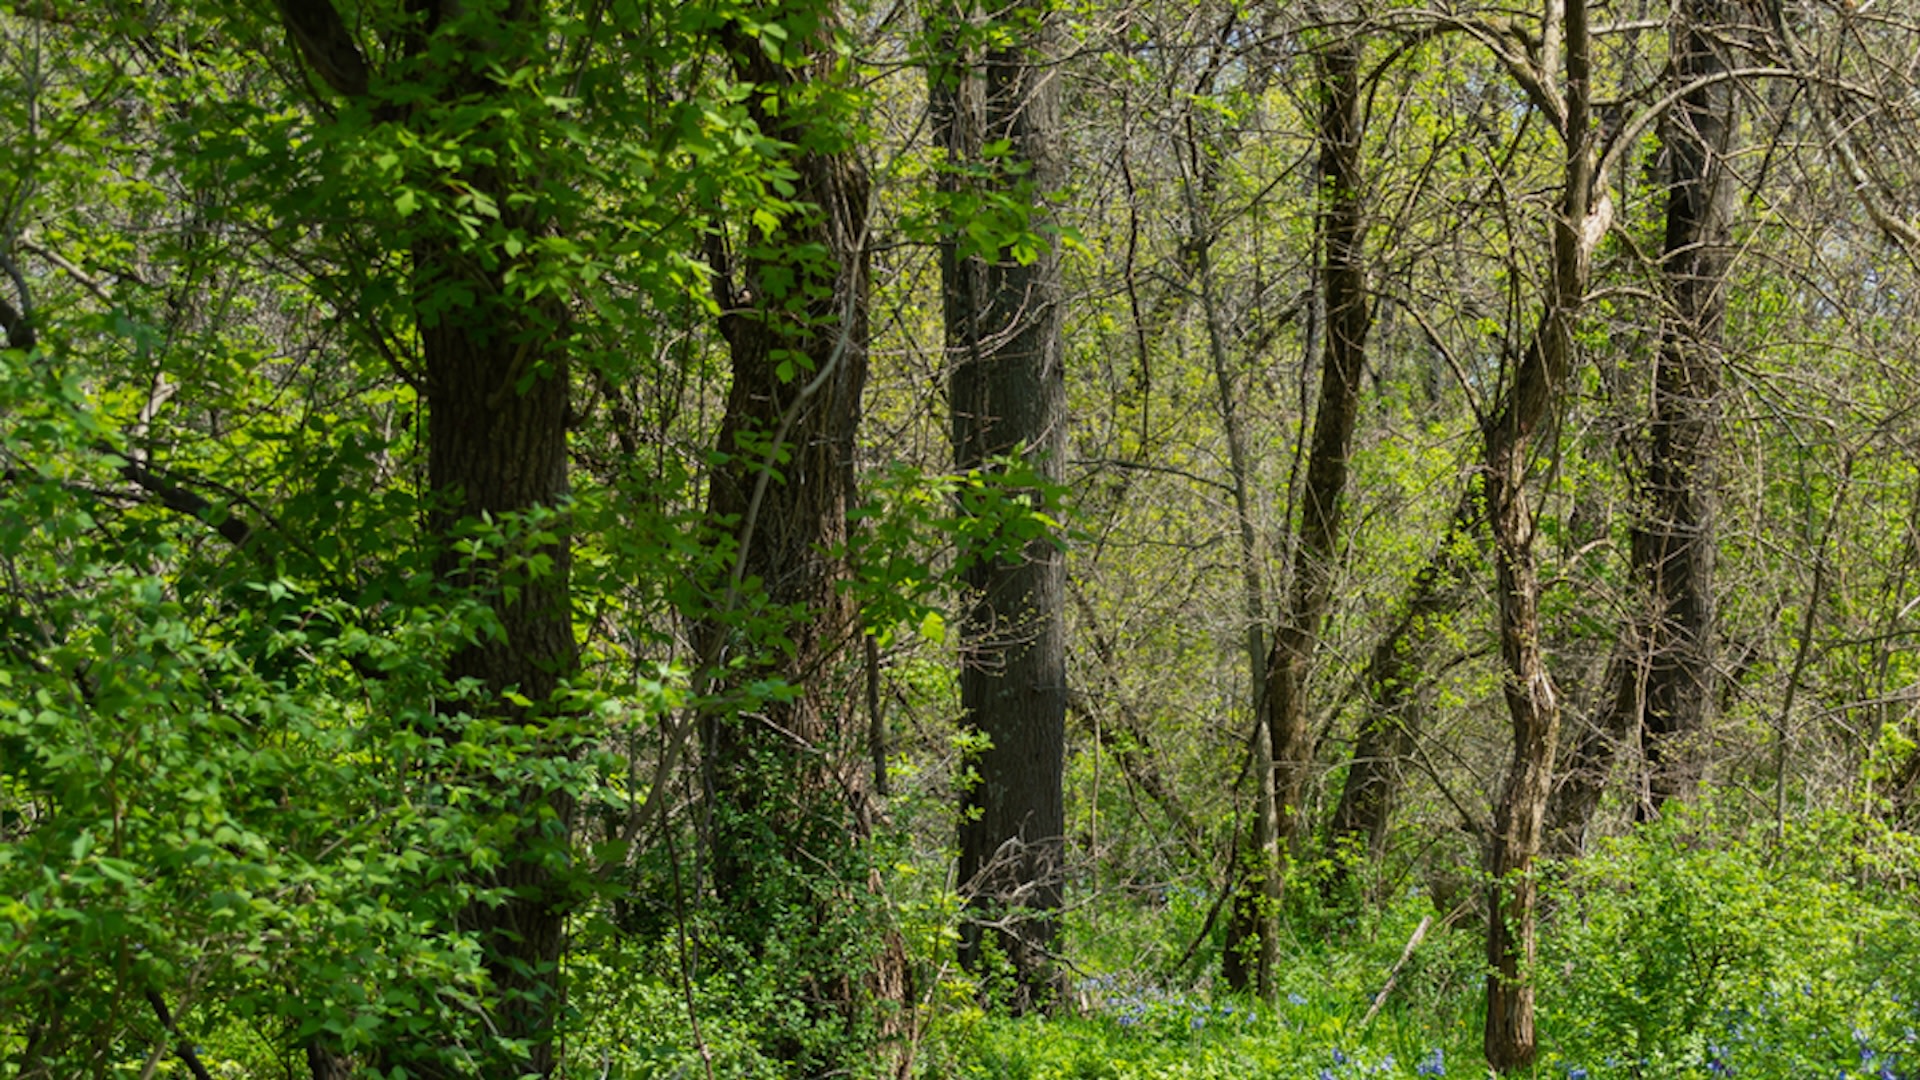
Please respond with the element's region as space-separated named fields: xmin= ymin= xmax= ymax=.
xmin=1 ymin=0 xmax=1918 ymax=1077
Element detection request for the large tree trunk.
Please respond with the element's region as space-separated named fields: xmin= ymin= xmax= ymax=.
xmin=1544 ymin=0 xmax=1736 ymax=852
xmin=932 ymin=0 xmax=1069 ymax=1013
xmin=276 ymin=4 xmax=579 ymax=1074
xmin=694 ymin=8 xmax=906 ymax=1066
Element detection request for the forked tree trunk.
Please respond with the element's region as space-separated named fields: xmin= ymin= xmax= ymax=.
xmin=933 ymin=0 xmax=1070 ymax=1014
xmin=1218 ymin=13 xmax=1370 ymax=994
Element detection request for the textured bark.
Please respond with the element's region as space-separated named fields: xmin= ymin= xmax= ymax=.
xmin=695 ymin=9 xmax=907 ymax=1059
xmin=1544 ymin=0 xmax=1736 ymax=852
xmin=1633 ymin=0 xmax=1734 ymax=813
xmin=1267 ymin=23 xmax=1370 ymax=864
xmin=276 ymin=4 xmax=579 ymax=1075
xmin=934 ymin=1 xmax=1069 ymax=1013
xmin=1483 ymin=0 xmax=1610 ymax=1067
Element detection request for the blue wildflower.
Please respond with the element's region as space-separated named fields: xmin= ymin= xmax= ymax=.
xmin=1416 ymin=1048 xmax=1445 ymax=1077
xmin=1290 ymin=992 xmax=1308 ymax=1006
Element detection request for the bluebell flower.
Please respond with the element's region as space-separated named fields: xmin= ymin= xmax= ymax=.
xmin=1416 ymin=1048 xmax=1445 ymax=1076
xmin=1290 ymin=992 xmax=1308 ymax=1007
xmin=1566 ymin=1068 xmax=1588 ymax=1080
xmin=1319 ymin=1070 xmax=1335 ymax=1080
xmin=1332 ymin=1048 xmax=1349 ymax=1066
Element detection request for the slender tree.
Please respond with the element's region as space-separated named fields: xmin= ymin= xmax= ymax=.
xmin=1266 ymin=7 xmax=1372 ymax=877
xmin=1479 ymin=0 xmax=1612 ymax=1063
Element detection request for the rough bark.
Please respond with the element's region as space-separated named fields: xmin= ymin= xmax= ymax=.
xmin=1266 ymin=19 xmax=1370 ymax=868
xmin=1633 ymin=0 xmax=1734 ymax=813
xmin=694 ymin=8 xmax=907 ymax=1059
xmin=276 ymin=4 xmax=579 ymax=1074
xmin=1543 ymin=0 xmax=1736 ymax=852
xmin=934 ymin=0 xmax=1070 ymax=1013
xmin=1483 ymin=0 xmax=1611 ymax=1067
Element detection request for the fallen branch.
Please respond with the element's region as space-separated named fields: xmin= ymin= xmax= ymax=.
xmin=1360 ymin=899 xmax=1473 ymax=1027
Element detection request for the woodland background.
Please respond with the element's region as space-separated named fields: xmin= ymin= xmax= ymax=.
xmin=1 ymin=0 xmax=1918 ymax=1077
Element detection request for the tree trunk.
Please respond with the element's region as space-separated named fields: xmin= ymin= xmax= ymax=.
xmin=276 ymin=4 xmax=579 ymax=1074
xmin=1266 ymin=19 xmax=1370 ymax=869
xmin=1183 ymin=89 xmax=1277 ymax=1004
xmin=695 ymin=8 xmax=906 ymax=1065
xmin=933 ymin=0 xmax=1070 ymax=1013
xmin=1483 ymin=0 xmax=1610 ymax=1067
xmin=1543 ymin=0 xmax=1736 ymax=852
xmin=1634 ymin=0 xmax=1735 ymax=814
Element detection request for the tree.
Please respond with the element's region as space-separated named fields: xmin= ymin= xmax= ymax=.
xmin=684 ymin=2 xmax=912 ymax=1068
xmin=931 ymin=0 xmax=1070 ymax=1011
xmin=1476 ymin=0 xmax=1613 ymax=1063
xmin=1550 ymin=0 xmax=1738 ymax=848
xmin=268 ymin=4 xmax=581 ymax=1072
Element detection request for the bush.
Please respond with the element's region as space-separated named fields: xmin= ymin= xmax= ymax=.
xmin=1538 ymin=809 xmax=1919 ymax=1079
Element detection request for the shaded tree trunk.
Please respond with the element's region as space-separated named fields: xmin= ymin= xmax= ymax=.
xmin=1265 ymin=14 xmax=1371 ymax=874
xmin=1545 ymin=0 xmax=1737 ymax=851
xmin=694 ymin=8 xmax=906 ymax=1066
xmin=275 ymin=5 xmax=579 ymax=1074
xmin=932 ymin=0 xmax=1070 ymax=1014
xmin=1633 ymin=0 xmax=1735 ymax=814
xmin=1184 ymin=86 xmax=1278 ymax=1006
